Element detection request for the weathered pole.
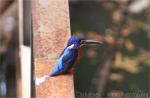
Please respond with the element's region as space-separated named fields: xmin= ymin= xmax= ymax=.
xmin=32 ymin=0 xmax=75 ymax=98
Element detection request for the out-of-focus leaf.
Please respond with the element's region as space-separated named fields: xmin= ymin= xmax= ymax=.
xmin=121 ymin=26 xmax=132 ymax=37
xmin=109 ymin=73 xmax=123 ymax=81
xmin=124 ymin=39 xmax=135 ymax=51
xmin=112 ymin=10 xmax=123 ymax=23
xmin=105 ymin=34 xmax=115 ymax=45
xmin=114 ymin=52 xmax=141 ymax=73
xmin=121 ymin=57 xmax=139 ymax=73
xmin=114 ymin=56 xmax=139 ymax=73
xmin=114 ymin=51 xmax=150 ymax=73
xmin=136 ymin=51 xmax=150 ymax=66
xmin=114 ymin=52 xmax=122 ymax=67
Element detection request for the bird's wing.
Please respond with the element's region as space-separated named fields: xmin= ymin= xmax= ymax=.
xmin=61 ymin=50 xmax=77 ymax=71
xmin=58 ymin=48 xmax=66 ymax=57
xmin=50 ymin=48 xmax=77 ymax=76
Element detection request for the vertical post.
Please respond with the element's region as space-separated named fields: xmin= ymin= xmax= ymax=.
xmin=19 ymin=0 xmax=31 ymax=98
xmin=32 ymin=0 xmax=75 ymax=98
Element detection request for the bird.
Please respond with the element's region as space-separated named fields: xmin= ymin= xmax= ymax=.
xmin=50 ymin=36 xmax=103 ymax=76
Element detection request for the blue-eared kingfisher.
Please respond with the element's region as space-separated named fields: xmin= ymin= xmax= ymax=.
xmin=50 ymin=36 xmax=103 ymax=76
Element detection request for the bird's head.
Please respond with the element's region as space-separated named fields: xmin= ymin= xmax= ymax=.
xmin=67 ymin=36 xmax=103 ymax=49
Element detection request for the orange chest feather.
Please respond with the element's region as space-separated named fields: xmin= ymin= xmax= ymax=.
xmin=74 ymin=48 xmax=82 ymax=64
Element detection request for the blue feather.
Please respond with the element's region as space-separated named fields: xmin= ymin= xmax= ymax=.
xmin=49 ymin=36 xmax=102 ymax=76
xmin=50 ymin=36 xmax=85 ymax=76
xmin=50 ymin=47 xmax=78 ymax=76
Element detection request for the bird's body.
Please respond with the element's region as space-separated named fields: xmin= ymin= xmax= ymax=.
xmin=50 ymin=47 xmax=78 ymax=76
xmin=50 ymin=36 xmax=102 ymax=76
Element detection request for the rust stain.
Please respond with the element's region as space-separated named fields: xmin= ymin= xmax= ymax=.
xmin=32 ymin=0 xmax=74 ymax=98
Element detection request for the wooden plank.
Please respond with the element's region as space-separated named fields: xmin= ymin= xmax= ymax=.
xmin=32 ymin=0 xmax=75 ymax=98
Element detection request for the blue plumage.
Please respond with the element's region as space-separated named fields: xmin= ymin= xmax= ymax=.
xmin=50 ymin=48 xmax=78 ymax=76
xmin=50 ymin=36 xmax=103 ymax=76
xmin=50 ymin=36 xmax=85 ymax=76
xmin=67 ymin=36 xmax=85 ymax=46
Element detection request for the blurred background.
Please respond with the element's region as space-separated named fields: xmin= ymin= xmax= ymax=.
xmin=69 ymin=0 xmax=150 ymax=98
xmin=0 ymin=0 xmax=31 ymax=97
xmin=0 ymin=0 xmax=18 ymax=97
xmin=0 ymin=0 xmax=149 ymax=98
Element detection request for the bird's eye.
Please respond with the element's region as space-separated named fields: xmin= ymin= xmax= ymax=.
xmin=79 ymin=40 xmax=85 ymax=44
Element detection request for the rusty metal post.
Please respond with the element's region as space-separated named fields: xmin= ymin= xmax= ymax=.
xmin=32 ymin=0 xmax=75 ymax=98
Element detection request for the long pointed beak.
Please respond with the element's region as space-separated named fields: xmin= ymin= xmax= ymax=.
xmin=80 ymin=40 xmax=103 ymax=47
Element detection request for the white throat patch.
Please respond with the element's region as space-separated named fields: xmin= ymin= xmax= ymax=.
xmin=68 ymin=44 xmax=74 ymax=50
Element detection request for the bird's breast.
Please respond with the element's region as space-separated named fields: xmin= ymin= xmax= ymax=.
xmin=74 ymin=48 xmax=82 ymax=64
xmin=77 ymin=47 xmax=82 ymax=56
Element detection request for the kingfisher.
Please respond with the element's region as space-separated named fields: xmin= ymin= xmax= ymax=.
xmin=50 ymin=36 xmax=103 ymax=76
